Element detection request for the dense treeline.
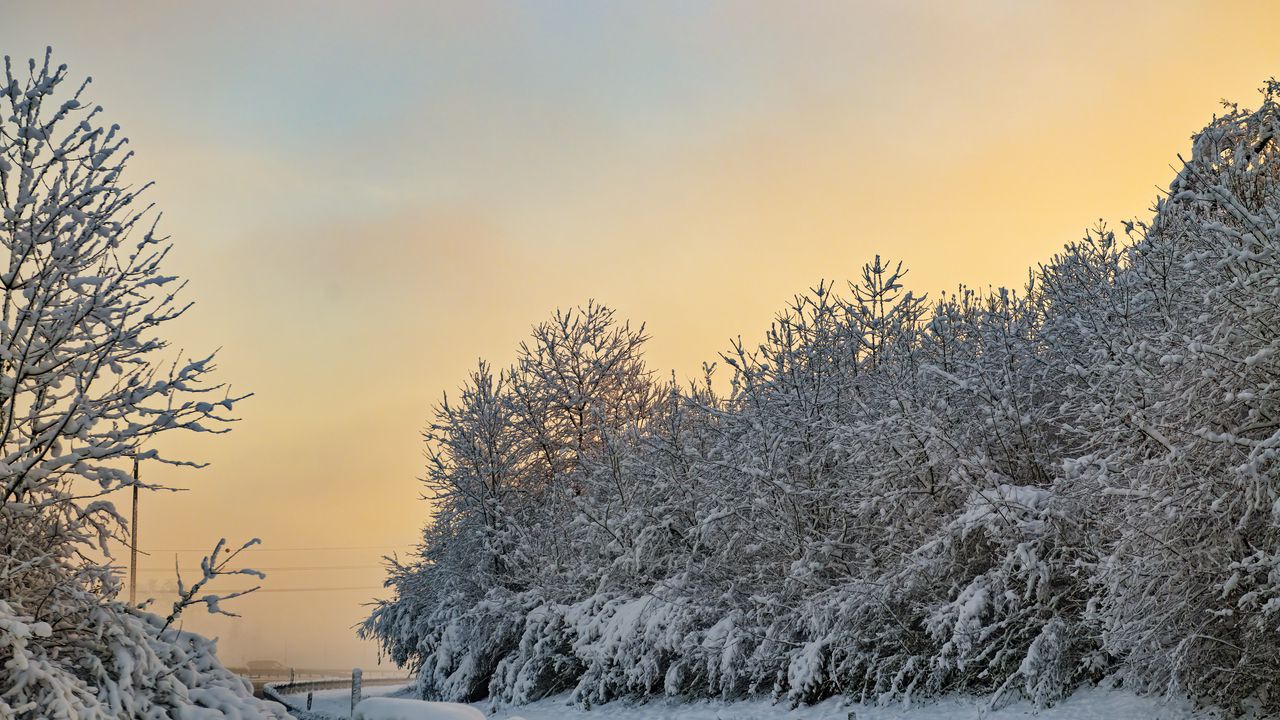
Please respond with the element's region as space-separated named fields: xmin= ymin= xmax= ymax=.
xmin=364 ymin=84 xmax=1280 ymax=713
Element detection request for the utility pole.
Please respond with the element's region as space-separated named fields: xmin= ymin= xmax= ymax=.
xmin=129 ymin=456 xmax=139 ymax=605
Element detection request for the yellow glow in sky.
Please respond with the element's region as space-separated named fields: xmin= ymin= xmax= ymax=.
xmin=4 ymin=0 xmax=1280 ymax=668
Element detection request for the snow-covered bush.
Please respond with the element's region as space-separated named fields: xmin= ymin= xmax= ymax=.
xmin=368 ymin=82 xmax=1280 ymax=714
xmin=0 ymin=50 xmax=281 ymax=718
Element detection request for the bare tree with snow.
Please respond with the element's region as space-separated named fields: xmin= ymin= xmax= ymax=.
xmin=0 ymin=50 xmax=284 ymax=717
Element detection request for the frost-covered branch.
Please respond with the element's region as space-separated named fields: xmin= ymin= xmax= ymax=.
xmin=162 ymin=538 xmax=266 ymax=631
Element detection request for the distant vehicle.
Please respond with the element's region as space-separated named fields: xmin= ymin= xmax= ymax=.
xmin=245 ymin=660 xmax=288 ymax=676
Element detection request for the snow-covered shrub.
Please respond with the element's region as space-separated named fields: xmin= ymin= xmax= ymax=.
xmin=489 ymin=599 xmax=586 ymax=705
xmin=915 ymin=482 xmax=1092 ymax=705
xmin=0 ymin=599 xmax=286 ymax=718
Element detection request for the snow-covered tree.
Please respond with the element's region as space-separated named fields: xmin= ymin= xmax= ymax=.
xmin=363 ymin=303 xmax=661 ymax=702
xmin=1078 ymin=83 xmax=1280 ymax=709
xmin=369 ymin=80 xmax=1280 ymax=716
xmin=0 ymin=50 xmax=284 ymax=718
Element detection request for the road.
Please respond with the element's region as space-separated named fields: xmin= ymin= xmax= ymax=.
xmin=239 ymin=669 xmax=410 ymax=698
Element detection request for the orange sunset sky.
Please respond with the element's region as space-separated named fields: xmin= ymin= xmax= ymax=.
xmin=4 ymin=0 xmax=1280 ymax=668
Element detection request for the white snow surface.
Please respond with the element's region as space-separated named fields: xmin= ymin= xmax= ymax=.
xmin=288 ymin=684 xmax=1207 ymax=719
xmin=354 ymin=697 xmax=485 ymax=720
xmin=284 ymin=683 xmax=412 ymax=718
xmin=477 ymin=687 xmax=1205 ymax=720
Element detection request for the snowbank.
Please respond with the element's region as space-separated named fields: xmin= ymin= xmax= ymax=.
xmin=273 ymin=681 xmax=413 ymax=719
xmin=477 ymin=686 xmax=1206 ymax=719
xmin=354 ymin=697 xmax=486 ymax=720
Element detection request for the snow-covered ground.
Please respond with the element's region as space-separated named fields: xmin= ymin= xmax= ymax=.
xmin=477 ymin=688 xmax=1205 ymax=720
xmin=286 ymin=685 xmax=1207 ymax=719
xmin=284 ymin=683 xmax=412 ymax=718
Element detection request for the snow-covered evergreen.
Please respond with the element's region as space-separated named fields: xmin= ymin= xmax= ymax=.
xmin=0 ymin=50 xmax=284 ymax=718
xmin=366 ymin=84 xmax=1280 ymax=714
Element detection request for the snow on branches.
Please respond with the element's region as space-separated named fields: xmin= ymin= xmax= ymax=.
xmin=366 ymin=82 xmax=1280 ymax=714
xmin=164 ymin=538 xmax=266 ymax=629
xmin=0 ymin=50 xmax=280 ymax=718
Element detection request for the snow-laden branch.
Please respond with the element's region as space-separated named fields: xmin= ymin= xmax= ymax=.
xmin=0 ymin=49 xmax=281 ymax=718
xmin=162 ymin=538 xmax=266 ymax=631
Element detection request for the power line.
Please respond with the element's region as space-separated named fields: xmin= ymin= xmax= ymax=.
xmin=257 ymin=586 xmax=385 ymax=594
xmin=142 ymin=544 xmax=416 ymax=553
xmin=144 ymin=585 xmax=385 ymax=594
xmin=131 ymin=564 xmax=388 ymax=573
